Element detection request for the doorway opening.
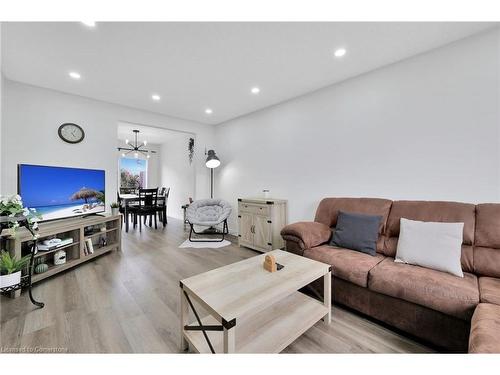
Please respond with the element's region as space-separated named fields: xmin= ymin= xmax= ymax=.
xmin=117 ymin=121 xmax=196 ymax=221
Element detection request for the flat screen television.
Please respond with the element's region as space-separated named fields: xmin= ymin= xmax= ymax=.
xmin=18 ymin=164 xmax=106 ymax=221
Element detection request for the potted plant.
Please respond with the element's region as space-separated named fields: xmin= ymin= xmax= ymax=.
xmin=110 ymin=202 xmax=120 ymax=216
xmin=0 ymin=195 xmax=41 ymax=239
xmin=0 ymin=251 xmax=31 ymax=288
xmin=188 ymin=137 xmax=195 ymax=164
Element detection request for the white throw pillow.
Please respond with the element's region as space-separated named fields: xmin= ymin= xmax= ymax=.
xmin=395 ymin=218 xmax=464 ymax=277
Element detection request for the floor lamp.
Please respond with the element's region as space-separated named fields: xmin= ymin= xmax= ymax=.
xmin=205 ymin=149 xmax=220 ymax=199
xmin=204 ymin=149 xmax=221 ymax=234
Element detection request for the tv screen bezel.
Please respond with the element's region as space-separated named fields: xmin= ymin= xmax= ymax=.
xmin=17 ymin=164 xmax=106 ymax=222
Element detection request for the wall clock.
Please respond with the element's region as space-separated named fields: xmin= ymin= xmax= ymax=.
xmin=58 ymin=123 xmax=85 ymax=144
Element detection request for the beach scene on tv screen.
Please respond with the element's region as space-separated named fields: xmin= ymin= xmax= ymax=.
xmin=20 ymin=165 xmax=105 ymax=221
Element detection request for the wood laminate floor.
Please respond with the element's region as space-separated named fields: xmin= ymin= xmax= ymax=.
xmin=0 ymin=217 xmax=433 ymax=353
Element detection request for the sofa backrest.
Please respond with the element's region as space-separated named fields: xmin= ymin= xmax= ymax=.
xmin=384 ymin=200 xmax=476 ymax=273
xmin=314 ymin=197 xmax=393 ymax=253
xmin=314 ymin=197 xmax=500 ymax=276
xmin=474 ymin=204 xmax=500 ymax=278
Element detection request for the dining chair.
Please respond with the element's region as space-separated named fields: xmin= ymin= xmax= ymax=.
xmin=129 ymin=188 xmax=158 ymax=232
xmin=155 ymin=187 xmax=170 ymax=227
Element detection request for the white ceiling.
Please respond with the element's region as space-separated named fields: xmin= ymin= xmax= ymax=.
xmin=2 ymin=22 xmax=497 ymax=125
xmin=117 ymin=122 xmax=187 ymax=144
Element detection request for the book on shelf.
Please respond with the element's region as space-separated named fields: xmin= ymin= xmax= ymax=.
xmin=57 ymin=238 xmax=74 ymax=247
xmin=37 ymin=237 xmax=74 ymax=251
xmin=37 ymin=243 xmax=58 ymax=251
xmin=85 ymin=239 xmax=94 ymax=254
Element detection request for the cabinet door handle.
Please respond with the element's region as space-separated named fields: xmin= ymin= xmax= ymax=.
xmin=251 ymin=225 xmax=255 ymax=234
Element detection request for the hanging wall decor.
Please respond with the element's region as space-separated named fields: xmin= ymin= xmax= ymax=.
xmin=188 ymin=137 xmax=195 ymax=164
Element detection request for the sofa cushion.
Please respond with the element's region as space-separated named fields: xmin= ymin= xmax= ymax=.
xmin=469 ymin=303 xmax=500 ymax=353
xmin=368 ymin=258 xmax=479 ymax=320
xmin=314 ymin=198 xmax=393 ymax=254
xmin=475 ymin=204 xmax=500 ymax=247
xmin=304 ymin=245 xmax=385 ymax=287
xmin=384 ymin=200 xmax=476 ymax=273
xmin=395 ymin=218 xmax=464 ymax=277
xmin=478 ymin=277 xmax=500 ymax=305
xmin=474 ymin=204 xmax=500 ymax=278
xmin=330 ymin=211 xmax=382 ymax=256
xmin=314 ymin=197 xmax=392 ymax=233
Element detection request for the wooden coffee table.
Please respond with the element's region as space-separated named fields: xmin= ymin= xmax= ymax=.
xmin=179 ymin=249 xmax=331 ymax=353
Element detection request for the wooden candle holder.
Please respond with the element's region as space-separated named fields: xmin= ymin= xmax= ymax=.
xmin=263 ymin=254 xmax=277 ymax=272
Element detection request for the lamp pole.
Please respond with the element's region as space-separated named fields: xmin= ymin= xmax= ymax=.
xmin=204 ymin=149 xmax=220 ymax=234
xmin=210 ymin=168 xmax=214 ymax=199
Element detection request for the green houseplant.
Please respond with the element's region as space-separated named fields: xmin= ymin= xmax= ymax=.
xmin=0 ymin=195 xmax=41 ymax=238
xmin=110 ymin=202 xmax=120 ymax=216
xmin=0 ymin=251 xmax=31 ymax=288
xmin=188 ymin=137 xmax=195 ymax=164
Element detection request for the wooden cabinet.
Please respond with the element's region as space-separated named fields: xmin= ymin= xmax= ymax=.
xmin=238 ymin=198 xmax=287 ymax=253
xmin=239 ymin=212 xmax=254 ymax=245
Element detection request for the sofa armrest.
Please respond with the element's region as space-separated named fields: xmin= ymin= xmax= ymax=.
xmin=281 ymin=221 xmax=332 ymax=252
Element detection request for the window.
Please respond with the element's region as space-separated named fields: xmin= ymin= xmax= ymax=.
xmin=120 ymin=158 xmax=148 ymax=189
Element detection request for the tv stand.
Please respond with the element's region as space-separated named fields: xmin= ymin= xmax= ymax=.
xmin=2 ymin=214 xmax=121 ymax=299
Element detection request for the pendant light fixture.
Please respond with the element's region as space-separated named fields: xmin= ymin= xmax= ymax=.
xmin=118 ymin=130 xmax=156 ymax=158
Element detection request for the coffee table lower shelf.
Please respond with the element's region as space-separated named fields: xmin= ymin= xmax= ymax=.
xmin=183 ymin=291 xmax=329 ymax=353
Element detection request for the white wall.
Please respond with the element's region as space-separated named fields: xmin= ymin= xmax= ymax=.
xmin=160 ymin=134 xmax=195 ymax=220
xmin=0 ymin=23 xmax=3 ymax=195
xmin=144 ymin=143 xmax=161 ymax=189
xmin=215 ymin=29 xmax=500 ymax=232
xmin=1 ymin=80 xmax=216 ymax=211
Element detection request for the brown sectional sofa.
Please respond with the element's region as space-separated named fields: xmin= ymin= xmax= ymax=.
xmin=281 ymin=197 xmax=500 ymax=352
xmin=469 ymin=303 xmax=500 ymax=353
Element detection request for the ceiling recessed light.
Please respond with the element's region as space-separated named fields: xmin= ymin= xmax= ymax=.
xmin=334 ymin=48 xmax=347 ymax=58
xmin=81 ymin=21 xmax=96 ymax=27
xmin=151 ymin=94 xmax=161 ymax=101
xmin=251 ymin=87 xmax=260 ymax=94
xmin=205 ymin=108 xmax=213 ymax=115
xmin=69 ymin=71 xmax=81 ymax=80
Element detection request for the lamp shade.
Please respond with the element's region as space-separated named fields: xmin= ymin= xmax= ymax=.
xmin=205 ymin=149 xmax=220 ymax=168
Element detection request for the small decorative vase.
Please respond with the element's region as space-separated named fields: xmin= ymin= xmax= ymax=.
xmin=34 ymin=263 xmax=49 ymax=274
xmin=0 ymin=271 xmax=21 ymax=288
xmin=54 ymin=250 xmax=66 ymax=265
xmin=111 ymin=207 xmax=119 ymax=216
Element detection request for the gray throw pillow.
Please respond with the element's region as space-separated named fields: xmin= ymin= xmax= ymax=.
xmin=330 ymin=211 xmax=382 ymax=256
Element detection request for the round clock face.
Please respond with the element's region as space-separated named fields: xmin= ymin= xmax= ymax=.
xmin=58 ymin=123 xmax=85 ymax=144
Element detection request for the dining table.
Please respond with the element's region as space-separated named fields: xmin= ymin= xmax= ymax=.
xmin=119 ymin=193 xmax=167 ymax=232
